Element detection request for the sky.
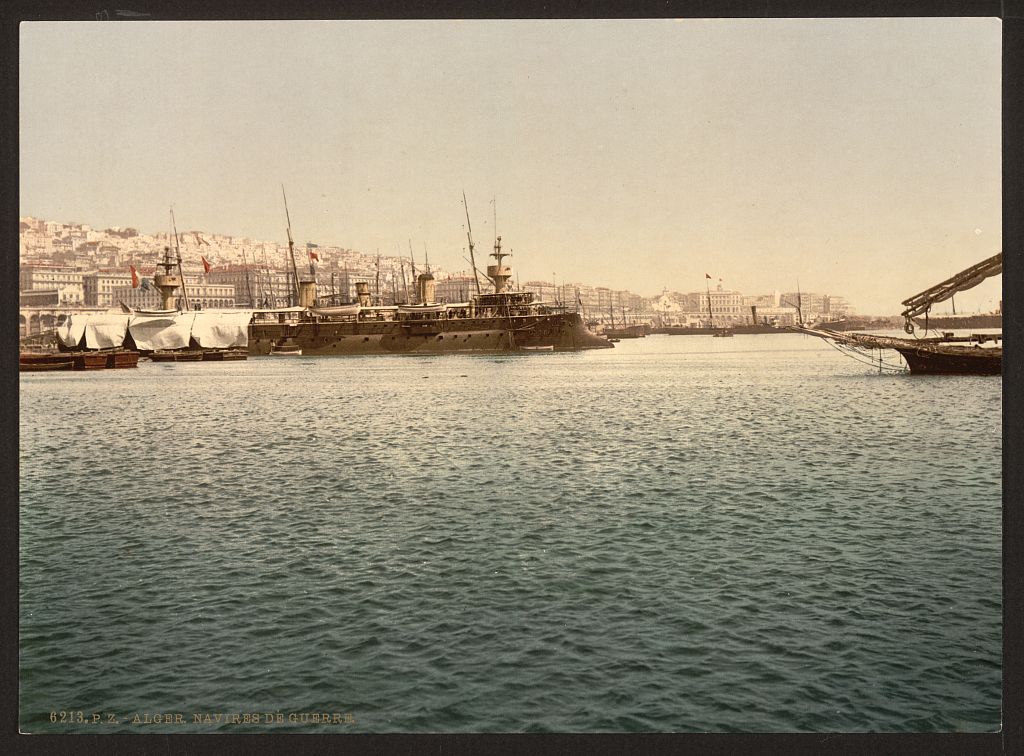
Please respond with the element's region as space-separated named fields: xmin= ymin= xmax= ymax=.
xmin=19 ymin=18 xmax=1002 ymax=314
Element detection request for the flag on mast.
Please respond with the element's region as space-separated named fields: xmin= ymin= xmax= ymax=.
xmin=201 ymin=255 xmax=211 ymax=274
xmin=130 ymin=265 xmax=139 ymax=288
xmin=705 ymin=273 xmax=712 ymax=279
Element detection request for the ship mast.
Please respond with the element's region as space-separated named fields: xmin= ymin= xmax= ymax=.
xmin=488 ymin=234 xmax=512 ymax=294
xmin=706 ymin=277 xmax=713 ymax=329
xmin=281 ymin=185 xmax=300 ymax=306
xmin=241 ymin=247 xmax=255 ymax=306
xmin=400 ymin=258 xmax=409 ymax=304
xmin=154 ymin=243 xmax=182 ymax=311
xmin=408 ymin=240 xmax=417 ymax=304
xmin=170 ymin=208 xmax=191 ymax=310
xmin=463 ymin=191 xmax=483 ymax=296
xmin=261 ymin=245 xmax=276 ymax=307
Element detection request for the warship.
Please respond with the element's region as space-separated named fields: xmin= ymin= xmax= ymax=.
xmin=248 ymin=235 xmax=612 ymax=355
xmin=249 ymin=194 xmax=612 ymax=355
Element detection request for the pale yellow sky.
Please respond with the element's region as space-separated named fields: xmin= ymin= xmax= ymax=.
xmin=20 ymin=18 xmax=1002 ymax=313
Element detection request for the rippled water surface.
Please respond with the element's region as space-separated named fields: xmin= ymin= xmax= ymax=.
xmin=20 ymin=334 xmax=1001 ymax=732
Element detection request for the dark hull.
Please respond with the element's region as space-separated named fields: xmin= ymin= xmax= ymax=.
xmin=653 ymin=325 xmax=782 ymax=335
xmin=912 ymin=314 xmax=1001 ymax=330
xmin=248 ymin=312 xmax=611 ymax=356
xmin=150 ymin=350 xmax=205 ymax=362
xmin=604 ymin=325 xmax=649 ymax=339
xmin=202 ymin=349 xmax=248 ymax=361
xmin=895 ymin=345 xmax=1002 ymax=375
xmin=73 ymin=352 xmax=109 ymax=370
xmin=21 ymin=350 xmax=139 ymax=371
xmin=106 ymin=350 xmax=140 ymax=369
xmin=20 ymin=353 xmax=74 ymax=371
xmin=790 ymin=326 xmax=1002 ymax=375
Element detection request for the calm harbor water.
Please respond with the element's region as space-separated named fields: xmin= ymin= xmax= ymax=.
xmin=19 ymin=333 xmax=1001 ymax=733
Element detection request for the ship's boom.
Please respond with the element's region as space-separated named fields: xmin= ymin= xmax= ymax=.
xmin=900 ymin=251 xmax=1002 ymax=323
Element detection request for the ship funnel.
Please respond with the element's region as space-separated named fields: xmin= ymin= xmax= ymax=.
xmin=355 ymin=281 xmax=371 ymax=307
xmin=417 ymin=271 xmax=436 ymax=305
xmin=297 ymin=278 xmax=317 ymax=308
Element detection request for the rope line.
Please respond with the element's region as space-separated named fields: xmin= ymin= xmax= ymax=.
xmin=823 ymin=337 xmax=908 ymax=374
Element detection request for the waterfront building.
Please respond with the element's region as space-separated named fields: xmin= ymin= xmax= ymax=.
xmin=19 ymin=264 xmax=86 ymax=304
xmin=778 ymin=291 xmax=850 ymax=322
xmin=434 ymin=275 xmax=477 ymax=304
xmin=522 ymin=280 xmax=560 ymax=304
xmin=20 ymin=289 xmax=60 ymax=307
xmin=111 ymin=276 xmax=236 ymax=310
xmin=574 ymin=284 xmax=599 ymax=312
xmin=207 ymin=265 xmax=292 ymax=308
xmin=82 ymin=270 xmax=133 ymax=307
xmin=695 ymin=284 xmax=745 ymax=325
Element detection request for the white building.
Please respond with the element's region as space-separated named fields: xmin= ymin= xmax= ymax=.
xmin=82 ymin=270 xmax=133 ymax=307
xmin=111 ymin=276 xmax=237 ymax=311
xmin=19 ymin=265 xmax=86 ymax=304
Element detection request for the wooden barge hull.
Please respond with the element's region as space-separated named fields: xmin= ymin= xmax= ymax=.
xmin=248 ymin=312 xmax=611 ymax=356
xmin=20 ymin=350 xmax=139 ymax=371
xmin=19 ymin=354 xmax=74 ymax=371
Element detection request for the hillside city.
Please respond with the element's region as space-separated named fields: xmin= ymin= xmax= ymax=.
xmin=19 ymin=216 xmax=854 ymax=336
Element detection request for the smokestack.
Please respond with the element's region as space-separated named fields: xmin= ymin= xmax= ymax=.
xmin=417 ymin=271 xmax=436 ymax=305
xmin=355 ymin=281 xmax=371 ymax=307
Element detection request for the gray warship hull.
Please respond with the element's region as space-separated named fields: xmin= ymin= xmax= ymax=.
xmin=248 ymin=311 xmax=611 ymax=355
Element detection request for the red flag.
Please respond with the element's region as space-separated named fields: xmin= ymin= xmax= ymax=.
xmin=130 ymin=265 xmax=139 ymax=288
xmin=309 ymin=250 xmax=319 ymax=262
xmin=705 ymin=273 xmax=712 ymax=279
xmin=201 ymin=255 xmax=211 ymax=273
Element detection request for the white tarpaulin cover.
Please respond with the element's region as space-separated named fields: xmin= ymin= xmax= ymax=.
xmin=83 ymin=312 xmax=130 ymax=349
xmin=57 ymin=313 xmax=87 ymax=348
xmin=128 ymin=312 xmax=196 ymax=351
xmin=190 ymin=311 xmax=252 ymax=348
